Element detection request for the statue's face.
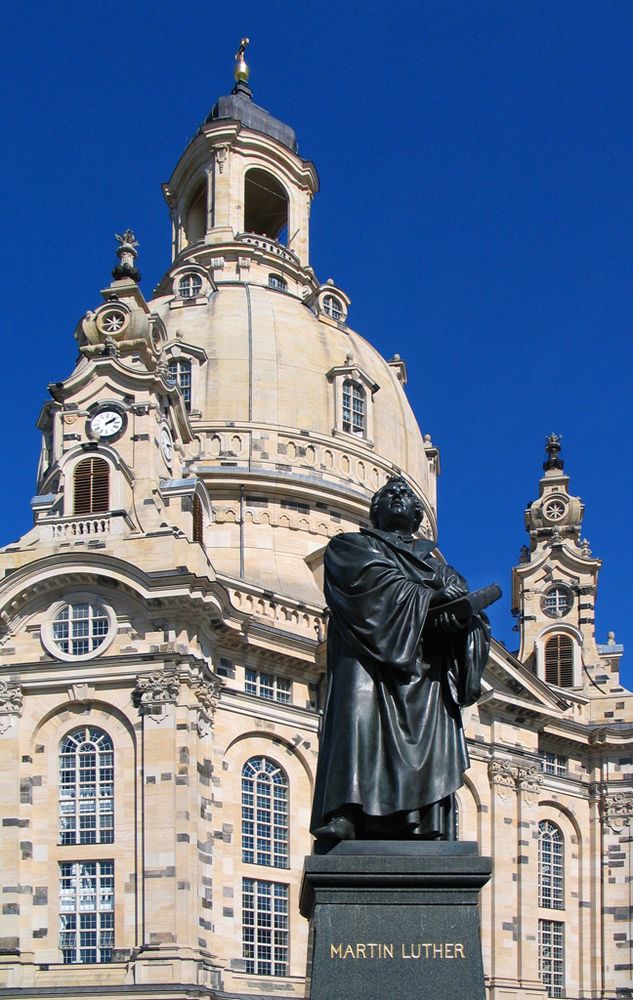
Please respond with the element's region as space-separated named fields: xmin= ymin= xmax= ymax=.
xmin=374 ymin=481 xmax=418 ymax=532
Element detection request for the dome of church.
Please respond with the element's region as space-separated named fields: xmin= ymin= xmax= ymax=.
xmin=147 ymin=62 xmax=439 ymax=603
xmin=151 ymin=282 xmax=434 ymax=508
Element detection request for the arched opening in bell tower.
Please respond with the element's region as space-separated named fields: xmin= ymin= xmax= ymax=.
xmin=183 ymin=181 xmax=207 ymax=245
xmin=244 ymin=168 xmax=288 ymax=243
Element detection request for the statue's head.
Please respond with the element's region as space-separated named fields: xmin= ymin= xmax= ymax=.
xmin=369 ymin=477 xmax=424 ymax=533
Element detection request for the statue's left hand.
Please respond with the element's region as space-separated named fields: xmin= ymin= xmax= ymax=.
xmin=433 ymin=611 xmax=466 ymax=633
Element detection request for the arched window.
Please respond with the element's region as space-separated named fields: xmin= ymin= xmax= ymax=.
xmin=192 ymin=493 xmax=203 ymax=544
xmin=544 ymin=635 xmax=574 ymax=687
xmin=73 ymin=457 xmax=109 ymax=515
xmin=323 ymin=294 xmax=343 ymax=320
xmin=184 ymin=182 xmax=206 ymax=244
xmin=538 ymin=820 xmax=564 ymax=909
xmin=178 ymin=274 xmax=202 ymax=299
xmin=268 ymin=273 xmax=287 ymax=290
xmin=242 ymin=757 xmax=289 ymax=868
xmin=342 ymin=380 xmax=366 ymax=436
xmin=59 ymin=727 xmax=114 ymax=845
xmin=244 ymin=169 xmax=288 ymax=242
xmin=167 ymin=357 xmax=192 ymax=411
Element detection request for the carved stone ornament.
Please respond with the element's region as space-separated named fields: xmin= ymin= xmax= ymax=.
xmin=515 ymin=763 xmax=543 ymax=806
xmin=194 ymin=677 xmax=223 ymax=737
xmin=214 ymin=144 xmax=229 ymax=173
xmin=488 ymin=759 xmax=518 ymax=802
xmin=133 ymin=668 xmax=179 ymax=721
xmin=599 ymin=788 xmax=633 ymax=832
xmin=0 ymin=680 xmax=23 ymax=734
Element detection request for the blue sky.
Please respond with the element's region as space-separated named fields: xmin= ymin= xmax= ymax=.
xmin=1 ymin=1 xmax=632 ymax=687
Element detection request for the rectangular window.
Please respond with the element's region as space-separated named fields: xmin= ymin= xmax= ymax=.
xmin=540 ymin=752 xmax=567 ymax=777
xmin=217 ymin=656 xmax=235 ymax=679
xmin=242 ymin=878 xmax=288 ymax=976
xmin=245 ymin=669 xmax=291 ymax=704
xmin=538 ymin=919 xmax=565 ymax=998
xmin=59 ymin=861 xmax=114 ymax=964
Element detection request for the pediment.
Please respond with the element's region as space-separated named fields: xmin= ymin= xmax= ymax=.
xmin=478 ymin=638 xmax=572 ymax=720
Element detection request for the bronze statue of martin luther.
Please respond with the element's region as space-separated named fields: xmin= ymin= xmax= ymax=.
xmin=310 ymin=477 xmax=499 ymax=847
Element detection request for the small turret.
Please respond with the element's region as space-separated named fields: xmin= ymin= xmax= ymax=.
xmin=512 ymin=435 xmax=602 ymax=688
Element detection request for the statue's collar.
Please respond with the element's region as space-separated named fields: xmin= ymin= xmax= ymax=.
xmin=361 ymin=526 xmax=436 ymax=559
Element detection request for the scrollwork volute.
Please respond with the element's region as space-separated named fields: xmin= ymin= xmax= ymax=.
xmin=0 ymin=680 xmax=23 ymax=734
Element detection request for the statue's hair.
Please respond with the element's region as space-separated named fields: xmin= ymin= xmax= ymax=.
xmin=369 ymin=476 xmax=424 ymax=531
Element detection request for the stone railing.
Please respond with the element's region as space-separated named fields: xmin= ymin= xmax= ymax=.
xmin=39 ymin=510 xmax=133 ymax=544
xmin=51 ymin=516 xmax=111 ymax=539
xmin=236 ymin=232 xmax=299 ymax=264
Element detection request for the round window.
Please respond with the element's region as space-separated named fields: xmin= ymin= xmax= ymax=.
xmin=178 ymin=274 xmax=203 ymax=299
xmin=541 ymin=585 xmax=573 ymax=619
xmin=543 ymin=499 xmax=566 ymax=521
xmin=42 ymin=597 xmax=116 ymax=661
xmin=95 ymin=307 xmax=129 ymax=337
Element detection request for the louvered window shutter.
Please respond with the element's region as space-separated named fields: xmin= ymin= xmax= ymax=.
xmin=73 ymin=458 xmax=110 ymax=515
xmin=544 ymin=635 xmax=574 ymax=687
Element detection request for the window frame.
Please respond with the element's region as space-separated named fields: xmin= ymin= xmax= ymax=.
xmin=538 ymin=820 xmax=564 ymax=910
xmin=167 ymin=356 xmax=193 ymax=412
xmin=242 ymin=756 xmax=289 ymax=869
xmin=242 ymin=877 xmax=289 ymax=977
xmin=544 ymin=634 xmax=574 ymax=687
xmin=538 ymin=918 xmax=565 ymax=998
xmin=73 ymin=456 xmax=110 ymax=516
xmin=59 ymin=860 xmax=114 ymax=965
xmin=178 ymin=273 xmax=203 ymax=299
xmin=542 ymin=585 xmax=574 ymax=619
xmin=342 ymin=379 xmax=366 ymax=437
xmin=323 ymin=294 xmax=344 ymax=321
xmin=42 ymin=594 xmax=116 ymax=663
xmin=59 ymin=726 xmax=114 ymax=847
xmin=244 ymin=668 xmax=292 ymax=704
xmin=267 ymin=273 xmax=287 ymax=291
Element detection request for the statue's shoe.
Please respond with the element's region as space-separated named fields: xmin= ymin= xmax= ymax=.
xmin=313 ymin=814 xmax=356 ymax=843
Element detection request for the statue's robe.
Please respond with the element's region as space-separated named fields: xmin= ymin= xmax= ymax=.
xmin=310 ymin=528 xmax=490 ymax=834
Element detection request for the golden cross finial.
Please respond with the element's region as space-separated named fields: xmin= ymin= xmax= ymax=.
xmin=234 ymin=37 xmax=250 ymax=83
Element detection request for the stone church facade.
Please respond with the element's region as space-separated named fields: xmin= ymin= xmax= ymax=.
xmin=0 ymin=55 xmax=631 ymax=1000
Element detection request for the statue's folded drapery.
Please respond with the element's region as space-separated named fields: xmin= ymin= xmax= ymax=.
xmin=310 ymin=527 xmax=490 ymax=832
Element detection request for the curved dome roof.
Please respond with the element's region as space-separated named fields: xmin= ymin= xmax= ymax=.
xmin=152 ymin=283 xmax=434 ymax=514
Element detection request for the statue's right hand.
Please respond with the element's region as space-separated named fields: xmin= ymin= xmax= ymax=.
xmin=443 ymin=580 xmax=467 ymax=601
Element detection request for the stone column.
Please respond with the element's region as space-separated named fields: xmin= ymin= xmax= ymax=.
xmin=0 ymin=682 xmax=25 ymax=980
xmin=514 ymin=763 xmax=544 ymax=995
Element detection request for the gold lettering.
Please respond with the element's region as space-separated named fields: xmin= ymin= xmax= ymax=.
xmin=432 ymin=944 xmax=444 ymax=959
xmin=356 ymin=944 xmax=366 ymax=959
xmin=343 ymin=945 xmax=355 ymax=959
xmin=422 ymin=943 xmax=432 ymax=958
xmin=445 ymin=943 xmax=454 ymax=959
xmin=401 ymin=944 xmax=411 ymax=959
xmin=455 ymin=943 xmax=466 ymax=959
xmin=330 ymin=944 xmax=343 ymax=959
xmin=384 ymin=943 xmax=394 ymax=959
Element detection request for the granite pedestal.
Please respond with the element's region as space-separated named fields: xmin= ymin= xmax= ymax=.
xmin=300 ymin=841 xmax=491 ymax=1000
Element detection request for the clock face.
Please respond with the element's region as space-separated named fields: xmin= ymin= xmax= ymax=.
xmin=160 ymin=426 xmax=174 ymax=464
xmin=89 ymin=409 xmax=125 ymax=440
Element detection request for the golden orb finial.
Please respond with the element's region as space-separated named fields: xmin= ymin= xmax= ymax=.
xmin=234 ymin=37 xmax=250 ymax=83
